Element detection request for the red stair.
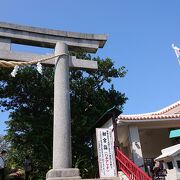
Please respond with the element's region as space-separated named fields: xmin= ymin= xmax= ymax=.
xmin=115 ymin=147 xmax=151 ymax=180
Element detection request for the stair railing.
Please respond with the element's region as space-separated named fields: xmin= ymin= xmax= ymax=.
xmin=115 ymin=147 xmax=151 ymax=180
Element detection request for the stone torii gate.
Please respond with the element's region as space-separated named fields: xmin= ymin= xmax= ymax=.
xmin=0 ymin=22 xmax=107 ymax=180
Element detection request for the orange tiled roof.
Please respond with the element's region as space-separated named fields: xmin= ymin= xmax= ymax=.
xmin=118 ymin=101 xmax=180 ymax=121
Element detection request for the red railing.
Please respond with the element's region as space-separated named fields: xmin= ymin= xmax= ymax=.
xmin=115 ymin=147 xmax=151 ymax=180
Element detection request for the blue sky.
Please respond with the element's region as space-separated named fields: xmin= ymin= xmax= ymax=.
xmin=0 ymin=0 xmax=180 ymax=134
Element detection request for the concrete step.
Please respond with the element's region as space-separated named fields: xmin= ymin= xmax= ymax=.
xmin=118 ymin=171 xmax=129 ymax=180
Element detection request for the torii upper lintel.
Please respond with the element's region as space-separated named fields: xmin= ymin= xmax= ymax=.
xmin=0 ymin=22 xmax=107 ymax=53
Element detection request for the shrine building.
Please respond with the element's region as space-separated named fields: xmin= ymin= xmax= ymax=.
xmin=93 ymin=100 xmax=180 ymax=170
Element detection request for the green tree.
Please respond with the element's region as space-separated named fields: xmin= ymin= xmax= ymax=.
xmin=0 ymin=134 xmax=9 ymax=152
xmin=0 ymin=53 xmax=127 ymax=179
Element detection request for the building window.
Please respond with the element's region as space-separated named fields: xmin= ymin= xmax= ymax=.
xmin=177 ymin=161 xmax=180 ymax=169
xmin=167 ymin=161 xmax=173 ymax=169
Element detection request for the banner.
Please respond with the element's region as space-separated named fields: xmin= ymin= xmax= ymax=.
xmin=96 ymin=128 xmax=117 ymax=178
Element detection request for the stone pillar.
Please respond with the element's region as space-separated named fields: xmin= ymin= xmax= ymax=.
xmin=46 ymin=42 xmax=80 ymax=180
xmin=128 ymin=126 xmax=145 ymax=171
xmin=53 ymin=42 xmax=71 ymax=168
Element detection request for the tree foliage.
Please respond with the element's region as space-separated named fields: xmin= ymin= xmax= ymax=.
xmin=0 ymin=135 xmax=9 ymax=152
xmin=0 ymin=53 xmax=127 ymax=179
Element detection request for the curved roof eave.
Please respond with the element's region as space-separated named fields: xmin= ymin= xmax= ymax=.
xmin=118 ymin=100 xmax=180 ymax=121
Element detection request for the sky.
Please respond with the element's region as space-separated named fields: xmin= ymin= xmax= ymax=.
xmin=0 ymin=0 xmax=180 ymax=134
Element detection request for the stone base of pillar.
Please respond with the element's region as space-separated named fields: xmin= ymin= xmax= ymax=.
xmin=85 ymin=178 xmax=119 ymax=180
xmin=46 ymin=168 xmax=81 ymax=180
xmin=46 ymin=168 xmax=120 ymax=180
xmin=99 ymin=179 xmax=119 ymax=180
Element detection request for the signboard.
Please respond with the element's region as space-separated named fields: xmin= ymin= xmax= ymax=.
xmin=96 ymin=128 xmax=117 ymax=178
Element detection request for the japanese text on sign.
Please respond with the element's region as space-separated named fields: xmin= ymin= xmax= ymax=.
xmin=96 ymin=128 xmax=117 ymax=178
